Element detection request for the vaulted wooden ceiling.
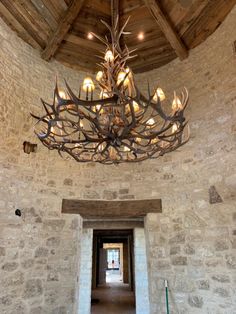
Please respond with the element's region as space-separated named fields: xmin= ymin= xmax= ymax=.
xmin=0 ymin=0 xmax=235 ymax=73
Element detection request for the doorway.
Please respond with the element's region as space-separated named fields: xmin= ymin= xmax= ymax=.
xmin=91 ymin=229 xmax=135 ymax=314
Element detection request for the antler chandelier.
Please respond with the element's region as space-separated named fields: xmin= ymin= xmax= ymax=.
xmin=32 ymin=18 xmax=189 ymax=164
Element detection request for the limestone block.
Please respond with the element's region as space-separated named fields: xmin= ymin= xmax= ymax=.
xmin=23 ymin=279 xmax=43 ymax=299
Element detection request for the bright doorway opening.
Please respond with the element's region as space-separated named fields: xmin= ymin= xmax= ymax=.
xmin=104 ymin=244 xmax=123 ymax=283
xmin=91 ymin=230 xmax=135 ymax=314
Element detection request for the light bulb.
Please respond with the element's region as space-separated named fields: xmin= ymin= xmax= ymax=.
xmin=80 ymin=120 xmax=84 ymax=128
xmin=87 ymin=32 xmax=93 ymax=40
xmin=98 ymin=143 xmax=105 ymax=152
xmin=151 ymin=138 xmax=158 ymax=144
xmin=59 ymin=90 xmax=66 ymax=99
xmin=117 ymin=71 xmax=129 ymax=87
xmin=172 ymin=123 xmax=178 ymax=133
xmin=100 ymin=90 xmax=110 ymax=99
xmin=153 ymin=88 xmax=165 ymax=102
xmin=125 ymin=67 xmax=132 ymax=78
xmin=135 ymin=137 xmax=141 ymax=144
xmin=138 ymin=32 xmax=144 ymax=40
xmin=82 ymin=77 xmax=95 ymax=92
xmin=172 ymin=92 xmax=182 ymax=111
xmin=132 ymin=101 xmax=139 ymax=112
xmin=147 ymin=118 xmax=155 ymax=126
xmin=124 ymin=146 xmax=130 ymax=152
xmin=105 ymin=50 xmax=114 ymax=62
xmin=96 ymin=71 xmax=103 ymax=81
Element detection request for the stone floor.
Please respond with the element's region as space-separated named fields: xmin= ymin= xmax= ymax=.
xmin=91 ymin=281 xmax=135 ymax=314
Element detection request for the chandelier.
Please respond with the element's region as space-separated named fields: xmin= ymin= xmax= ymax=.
xmin=31 ymin=18 xmax=189 ymax=164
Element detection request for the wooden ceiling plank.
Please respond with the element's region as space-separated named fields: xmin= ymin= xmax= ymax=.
xmin=55 ymin=53 xmax=96 ymax=73
xmin=17 ymin=0 xmax=52 ymax=37
xmin=6 ymin=0 xmax=48 ymax=42
xmin=41 ymin=0 xmax=86 ymax=61
xmin=30 ymin=0 xmax=58 ymax=31
xmin=62 ymin=199 xmax=162 ymax=218
xmin=0 ymin=0 xmax=46 ymax=48
xmin=144 ymin=0 xmax=188 ymax=60
xmin=40 ymin=0 xmax=63 ymax=21
xmin=181 ymin=0 xmax=236 ymax=48
xmin=65 ymin=33 xmax=104 ymax=52
xmin=0 ymin=2 xmax=41 ymax=49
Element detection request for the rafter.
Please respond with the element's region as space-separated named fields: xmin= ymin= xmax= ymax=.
xmin=144 ymin=0 xmax=188 ymax=60
xmin=41 ymin=0 xmax=85 ymax=61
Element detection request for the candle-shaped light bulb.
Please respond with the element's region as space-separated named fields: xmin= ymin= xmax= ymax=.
xmin=132 ymin=101 xmax=140 ymax=112
xmin=59 ymin=90 xmax=67 ymax=99
xmin=117 ymin=71 xmax=129 ymax=87
xmin=153 ymin=87 xmax=165 ymax=102
xmin=100 ymin=90 xmax=109 ymax=99
xmin=104 ymin=50 xmax=114 ymax=62
xmin=96 ymin=71 xmax=103 ymax=81
xmin=172 ymin=123 xmax=178 ymax=133
xmin=80 ymin=120 xmax=84 ymax=128
xmin=147 ymin=118 xmax=155 ymax=126
xmin=124 ymin=146 xmax=130 ymax=152
xmin=172 ymin=91 xmax=182 ymax=111
xmin=82 ymin=77 xmax=95 ymax=92
xmin=151 ymin=138 xmax=158 ymax=144
xmin=125 ymin=67 xmax=132 ymax=78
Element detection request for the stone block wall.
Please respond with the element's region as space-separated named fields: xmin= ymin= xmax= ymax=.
xmin=134 ymin=228 xmax=150 ymax=314
xmin=0 ymin=4 xmax=236 ymax=314
xmin=0 ymin=18 xmax=87 ymax=314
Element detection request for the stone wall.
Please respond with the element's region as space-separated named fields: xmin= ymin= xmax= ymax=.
xmin=134 ymin=228 xmax=150 ymax=314
xmin=0 ymin=18 xmax=87 ymax=314
xmin=0 ymin=3 xmax=236 ymax=314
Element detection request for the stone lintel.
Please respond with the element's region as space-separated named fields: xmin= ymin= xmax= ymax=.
xmin=62 ymin=199 xmax=162 ymax=219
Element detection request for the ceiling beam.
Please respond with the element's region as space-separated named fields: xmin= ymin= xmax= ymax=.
xmin=144 ymin=0 xmax=188 ymax=60
xmin=41 ymin=0 xmax=85 ymax=61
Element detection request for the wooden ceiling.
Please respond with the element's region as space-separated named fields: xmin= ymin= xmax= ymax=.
xmin=0 ymin=0 xmax=235 ymax=73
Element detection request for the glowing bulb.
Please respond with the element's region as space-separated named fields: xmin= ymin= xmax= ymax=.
xmin=117 ymin=71 xmax=129 ymax=87
xmin=172 ymin=92 xmax=182 ymax=111
xmin=98 ymin=143 xmax=105 ymax=152
xmin=100 ymin=90 xmax=110 ymax=99
xmin=172 ymin=123 xmax=178 ymax=133
xmin=82 ymin=77 xmax=95 ymax=92
xmin=125 ymin=67 xmax=132 ymax=78
xmin=138 ymin=32 xmax=144 ymax=40
xmin=147 ymin=118 xmax=155 ymax=126
xmin=87 ymin=32 xmax=93 ymax=40
xmin=132 ymin=101 xmax=140 ymax=112
xmin=93 ymin=104 xmax=104 ymax=113
xmin=80 ymin=120 xmax=84 ymax=128
xmin=151 ymin=138 xmax=158 ymax=144
xmin=96 ymin=71 xmax=103 ymax=81
xmin=124 ymin=146 xmax=130 ymax=152
xmin=135 ymin=137 xmax=141 ymax=144
xmin=59 ymin=90 xmax=66 ymax=99
xmin=153 ymin=88 xmax=165 ymax=102
xmin=104 ymin=50 xmax=114 ymax=62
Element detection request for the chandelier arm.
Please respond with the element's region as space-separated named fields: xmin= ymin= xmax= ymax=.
xmin=134 ymin=84 xmax=184 ymax=121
